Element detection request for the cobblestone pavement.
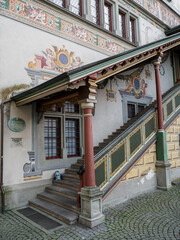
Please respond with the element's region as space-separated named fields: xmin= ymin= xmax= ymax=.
xmin=0 ymin=185 xmax=180 ymax=240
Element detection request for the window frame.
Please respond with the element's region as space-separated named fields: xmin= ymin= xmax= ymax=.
xmin=118 ymin=10 xmax=126 ymax=38
xmin=104 ymin=1 xmax=112 ymax=32
xmin=129 ymin=17 xmax=136 ymax=44
xmin=69 ymin=0 xmax=82 ymax=16
xmin=90 ymin=0 xmax=100 ymax=25
xmin=43 ymin=102 xmax=82 ymax=160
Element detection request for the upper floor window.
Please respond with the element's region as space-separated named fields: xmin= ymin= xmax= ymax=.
xmin=119 ymin=11 xmax=126 ymax=38
xmin=104 ymin=2 xmax=112 ymax=31
xmin=49 ymin=0 xmax=65 ymax=7
xmin=129 ymin=17 xmax=136 ymax=43
xmin=91 ymin=0 xmax=99 ymax=25
xmin=69 ymin=0 xmax=82 ymax=16
xmin=65 ymin=102 xmax=79 ymax=113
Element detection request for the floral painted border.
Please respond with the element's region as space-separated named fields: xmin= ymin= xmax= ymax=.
xmin=131 ymin=0 xmax=180 ymax=27
xmin=0 ymin=0 xmax=129 ymax=55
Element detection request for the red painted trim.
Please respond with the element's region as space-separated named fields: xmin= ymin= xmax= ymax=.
xmin=119 ymin=11 xmax=126 ymax=38
xmin=105 ymin=2 xmax=112 ymax=31
xmin=130 ymin=17 xmax=135 ymax=43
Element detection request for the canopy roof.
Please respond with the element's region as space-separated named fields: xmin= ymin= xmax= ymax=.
xmin=12 ymin=32 xmax=180 ymax=106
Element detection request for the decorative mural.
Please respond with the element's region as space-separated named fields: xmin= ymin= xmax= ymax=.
xmin=131 ymin=0 xmax=180 ymax=27
xmin=28 ymin=45 xmax=83 ymax=72
xmin=0 ymin=0 xmax=129 ymax=55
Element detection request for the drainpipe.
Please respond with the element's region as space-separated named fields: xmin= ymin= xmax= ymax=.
xmin=1 ymin=99 xmax=11 ymax=214
xmin=1 ymin=102 xmax=5 ymax=214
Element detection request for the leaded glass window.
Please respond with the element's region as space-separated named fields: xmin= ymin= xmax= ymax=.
xmin=119 ymin=11 xmax=126 ymax=38
xmin=130 ymin=17 xmax=135 ymax=43
xmin=65 ymin=102 xmax=79 ymax=113
xmin=70 ymin=0 xmax=81 ymax=16
xmin=49 ymin=0 xmax=65 ymax=7
xmin=104 ymin=3 xmax=112 ymax=31
xmin=65 ymin=119 xmax=80 ymax=157
xmin=91 ymin=0 xmax=99 ymax=24
xmin=44 ymin=117 xmax=61 ymax=159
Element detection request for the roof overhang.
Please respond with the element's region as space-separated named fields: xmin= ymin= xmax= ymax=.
xmin=12 ymin=33 xmax=180 ymax=106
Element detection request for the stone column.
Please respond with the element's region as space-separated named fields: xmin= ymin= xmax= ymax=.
xmin=79 ymin=102 xmax=104 ymax=228
xmin=153 ymin=54 xmax=171 ymax=190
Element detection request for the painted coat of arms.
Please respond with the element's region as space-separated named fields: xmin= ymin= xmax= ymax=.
xmin=26 ymin=45 xmax=83 ymax=86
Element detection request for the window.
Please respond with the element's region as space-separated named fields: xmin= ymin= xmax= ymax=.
xmin=128 ymin=102 xmax=145 ymax=119
xmin=43 ymin=102 xmax=81 ymax=160
xmin=49 ymin=0 xmax=65 ymax=7
xmin=119 ymin=11 xmax=126 ymax=38
xmin=65 ymin=102 xmax=79 ymax=113
xmin=69 ymin=0 xmax=82 ymax=16
xmin=91 ymin=0 xmax=99 ymax=25
xmin=104 ymin=3 xmax=112 ymax=31
xmin=66 ymin=119 xmax=80 ymax=157
xmin=129 ymin=17 xmax=135 ymax=43
xmin=44 ymin=117 xmax=61 ymax=159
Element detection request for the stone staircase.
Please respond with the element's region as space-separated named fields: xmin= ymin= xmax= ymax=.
xmin=29 ymin=83 xmax=180 ymax=225
xmin=29 ymin=159 xmax=84 ymax=225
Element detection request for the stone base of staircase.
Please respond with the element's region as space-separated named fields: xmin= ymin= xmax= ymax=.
xmin=29 ymin=159 xmax=84 ymax=225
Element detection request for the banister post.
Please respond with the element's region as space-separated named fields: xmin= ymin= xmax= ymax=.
xmin=153 ymin=53 xmax=171 ymax=190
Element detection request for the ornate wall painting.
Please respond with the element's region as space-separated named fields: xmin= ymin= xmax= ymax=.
xmin=121 ymin=70 xmax=148 ymax=99
xmin=131 ymin=0 xmax=180 ymax=27
xmin=26 ymin=45 xmax=83 ymax=85
xmin=145 ymin=69 xmax=152 ymax=80
xmin=106 ymin=89 xmax=117 ymax=102
xmin=0 ymin=0 xmax=129 ymax=56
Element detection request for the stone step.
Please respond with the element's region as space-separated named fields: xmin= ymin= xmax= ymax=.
xmin=77 ymin=159 xmax=84 ymax=164
xmin=37 ymin=192 xmax=80 ymax=214
xmin=61 ymin=173 xmax=80 ymax=183
xmin=29 ymin=198 xmax=78 ymax=225
xmin=71 ymin=163 xmax=82 ymax=169
xmin=65 ymin=168 xmax=78 ymax=176
xmin=45 ymin=185 xmax=77 ymax=201
xmin=53 ymin=180 xmax=79 ymax=191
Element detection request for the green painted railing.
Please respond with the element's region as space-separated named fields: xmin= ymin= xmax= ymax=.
xmin=94 ymin=84 xmax=180 ymax=194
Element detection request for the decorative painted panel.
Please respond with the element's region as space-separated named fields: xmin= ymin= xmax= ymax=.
xmin=129 ymin=127 xmax=143 ymax=157
xmin=175 ymin=93 xmax=180 ymax=109
xmin=0 ymin=0 xmax=129 ymax=55
xmin=166 ymin=99 xmax=173 ymax=118
xmin=131 ymin=0 xmax=180 ymax=27
xmin=95 ymin=156 xmax=107 ymax=188
xmin=144 ymin=114 xmax=156 ymax=141
xmin=109 ymin=140 xmax=126 ymax=177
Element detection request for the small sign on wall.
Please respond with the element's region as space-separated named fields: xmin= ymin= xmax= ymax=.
xmin=8 ymin=118 xmax=26 ymax=132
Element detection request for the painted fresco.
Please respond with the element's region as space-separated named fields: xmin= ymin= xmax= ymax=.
xmin=132 ymin=0 xmax=180 ymax=27
xmin=0 ymin=0 xmax=129 ymax=55
xmin=28 ymin=45 xmax=83 ymax=72
xmin=26 ymin=45 xmax=84 ymax=85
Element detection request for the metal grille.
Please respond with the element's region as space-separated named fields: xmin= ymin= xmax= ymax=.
xmin=167 ymin=100 xmax=173 ymax=117
xmin=111 ymin=143 xmax=125 ymax=174
xmin=175 ymin=94 xmax=180 ymax=108
xmin=65 ymin=102 xmax=79 ymax=113
xmin=49 ymin=0 xmax=65 ymax=7
xmin=104 ymin=3 xmax=111 ymax=31
xmin=44 ymin=117 xmax=61 ymax=159
xmin=130 ymin=129 xmax=142 ymax=156
xmin=91 ymin=0 xmax=99 ymax=24
xmin=70 ymin=0 xmax=81 ymax=16
xmin=145 ymin=117 xmax=155 ymax=140
xmin=119 ymin=11 xmax=126 ymax=38
xmin=95 ymin=161 xmax=105 ymax=187
xmin=65 ymin=118 xmax=80 ymax=157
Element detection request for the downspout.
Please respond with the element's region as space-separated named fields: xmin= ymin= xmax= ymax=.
xmin=1 ymin=102 xmax=5 ymax=214
xmin=1 ymin=99 xmax=11 ymax=214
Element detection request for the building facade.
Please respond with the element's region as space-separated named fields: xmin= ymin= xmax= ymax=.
xmin=0 ymin=0 xmax=180 ymax=227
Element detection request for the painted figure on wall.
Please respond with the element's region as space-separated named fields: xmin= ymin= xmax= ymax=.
xmin=27 ymin=45 xmax=83 ymax=73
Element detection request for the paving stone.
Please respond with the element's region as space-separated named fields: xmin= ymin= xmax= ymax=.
xmin=0 ymin=185 xmax=180 ymax=239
